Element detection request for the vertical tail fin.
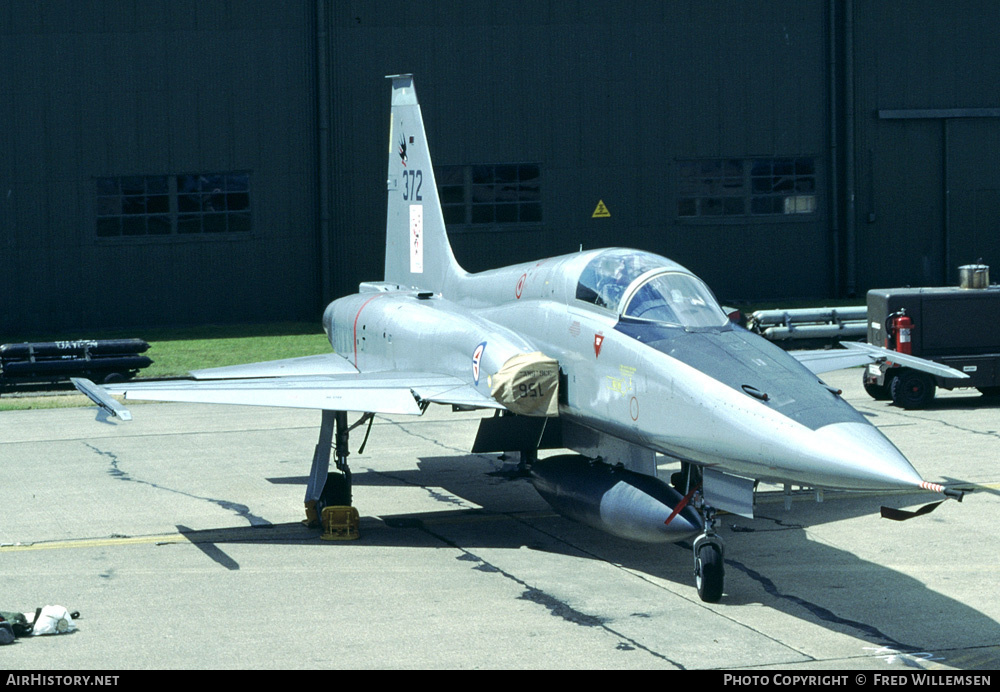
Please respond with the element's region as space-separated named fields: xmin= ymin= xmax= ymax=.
xmin=384 ymin=74 xmax=465 ymax=292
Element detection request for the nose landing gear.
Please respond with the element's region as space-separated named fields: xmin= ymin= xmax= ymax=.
xmin=693 ymin=506 xmax=725 ymax=603
xmin=674 ymin=462 xmax=726 ymax=602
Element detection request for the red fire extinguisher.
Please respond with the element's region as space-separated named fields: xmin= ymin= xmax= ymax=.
xmin=888 ymin=310 xmax=913 ymax=355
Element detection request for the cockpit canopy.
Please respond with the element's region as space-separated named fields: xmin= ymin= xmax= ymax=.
xmin=575 ymin=249 xmax=729 ymax=328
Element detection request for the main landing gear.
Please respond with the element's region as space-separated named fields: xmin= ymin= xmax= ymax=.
xmin=305 ymin=410 xmax=372 ymax=540
xmin=674 ymin=462 xmax=725 ymax=603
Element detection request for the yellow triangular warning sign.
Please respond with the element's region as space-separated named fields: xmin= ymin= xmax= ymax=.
xmin=592 ymin=200 xmax=611 ymax=218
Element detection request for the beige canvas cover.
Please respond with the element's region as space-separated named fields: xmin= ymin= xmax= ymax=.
xmin=490 ymin=352 xmax=560 ymax=417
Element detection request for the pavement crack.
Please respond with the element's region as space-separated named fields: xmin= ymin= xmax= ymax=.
xmin=518 ymin=585 xmax=605 ymax=627
xmin=920 ymin=416 xmax=1000 ymax=441
xmin=861 ymin=403 xmax=1000 ymax=442
xmin=381 ymin=419 xmax=497 ymax=463
xmin=726 ymin=558 xmax=919 ymax=652
xmin=736 ymin=513 xmax=805 ymax=531
xmin=84 ymin=442 xmax=270 ymax=527
xmin=409 ymin=520 xmax=685 ymax=668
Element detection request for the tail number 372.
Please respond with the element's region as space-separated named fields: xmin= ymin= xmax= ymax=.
xmin=402 ymin=169 xmax=423 ymax=201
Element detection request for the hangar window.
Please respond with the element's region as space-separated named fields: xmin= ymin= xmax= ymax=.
xmin=436 ymin=164 xmax=541 ymax=230
xmin=176 ymin=173 xmax=251 ymax=234
xmin=96 ymin=176 xmax=171 ymax=237
xmin=677 ymin=157 xmax=816 ymax=219
xmin=96 ymin=172 xmax=251 ymax=238
xmin=677 ymin=159 xmax=745 ymax=218
xmin=750 ymin=158 xmax=816 ymax=215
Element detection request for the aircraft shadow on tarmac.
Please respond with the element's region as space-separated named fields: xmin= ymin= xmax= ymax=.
xmin=248 ymin=453 xmax=1000 ymax=661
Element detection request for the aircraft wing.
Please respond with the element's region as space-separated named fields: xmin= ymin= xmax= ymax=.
xmin=790 ymin=341 xmax=970 ymax=379
xmin=189 ymin=353 xmax=359 ymax=379
xmin=74 ymin=367 xmax=502 ymax=420
xmin=837 ymin=341 xmax=970 ymax=379
xmin=788 ymin=348 xmax=875 ymax=374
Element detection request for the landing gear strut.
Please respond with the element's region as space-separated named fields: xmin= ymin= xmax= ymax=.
xmin=517 ymin=447 xmax=537 ymax=475
xmin=674 ymin=462 xmax=725 ymax=602
xmin=305 ymin=410 xmax=372 ymax=534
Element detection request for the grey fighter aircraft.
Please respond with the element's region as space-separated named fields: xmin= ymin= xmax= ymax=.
xmin=75 ymin=74 xmax=966 ymax=602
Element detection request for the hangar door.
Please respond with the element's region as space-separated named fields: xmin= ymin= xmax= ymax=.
xmin=946 ymin=117 xmax=1000 ymax=279
xmin=865 ymin=116 xmax=944 ymax=288
xmin=874 ymin=110 xmax=1000 ymax=288
xmin=878 ymin=108 xmax=1000 ymax=286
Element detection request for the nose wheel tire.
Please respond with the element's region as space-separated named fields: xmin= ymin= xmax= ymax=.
xmin=694 ymin=542 xmax=724 ymax=603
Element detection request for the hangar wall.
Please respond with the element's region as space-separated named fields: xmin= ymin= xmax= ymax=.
xmin=2 ymin=1 xmax=999 ymax=334
xmin=322 ymin=1 xmax=832 ymax=305
xmin=852 ymin=1 xmax=1000 ymax=292
xmin=0 ymin=1 xmax=320 ymax=333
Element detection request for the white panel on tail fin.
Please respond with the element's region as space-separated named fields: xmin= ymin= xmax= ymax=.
xmin=410 ymin=204 xmax=423 ymax=273
xmin=384 ymin=74 xmax=464 ymax=292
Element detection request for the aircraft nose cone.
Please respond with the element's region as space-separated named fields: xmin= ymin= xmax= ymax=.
xmin=812 ymin=422 xmax=924 ymax=491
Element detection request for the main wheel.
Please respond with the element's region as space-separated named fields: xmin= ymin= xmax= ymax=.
xmin=317 ymin=472 xmax=351 ymax=513
xmin=695 ymin=544 xmax=724 ymax=603
xmin=890 ymin=369 xmax=935 ymax=409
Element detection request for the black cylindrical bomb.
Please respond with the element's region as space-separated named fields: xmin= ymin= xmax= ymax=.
xmin=0 ymin=339 xmax=149 ymax=359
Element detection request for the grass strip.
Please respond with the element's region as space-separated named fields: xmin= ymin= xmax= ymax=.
xmin=1 ymin=322 xmax=330 ymax=412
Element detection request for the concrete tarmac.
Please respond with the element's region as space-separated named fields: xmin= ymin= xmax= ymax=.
xmin=0 ymin=368 xmax=998 ymax=670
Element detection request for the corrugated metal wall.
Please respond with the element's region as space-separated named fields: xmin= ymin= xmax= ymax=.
xmin=3 ymin=2 xmax=1000 ymax=334
xmin=322 ymin=1 xmax=832 ymax=304
xmin=853 ymin=0 xmax=1000 ymax=291
xmin=0 ymin=0 xmax=320 ymax=333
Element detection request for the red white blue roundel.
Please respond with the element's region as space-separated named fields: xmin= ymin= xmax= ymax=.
xmin=472 ymin=341 xmax=487 ymax=385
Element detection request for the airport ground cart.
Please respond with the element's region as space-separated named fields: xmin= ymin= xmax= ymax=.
xmin=863 ymin=265 xmax=1000 ymax=409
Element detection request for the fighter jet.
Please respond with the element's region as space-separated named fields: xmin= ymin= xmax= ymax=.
xmin=75 ymin=74 xmax=966 ymax=602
